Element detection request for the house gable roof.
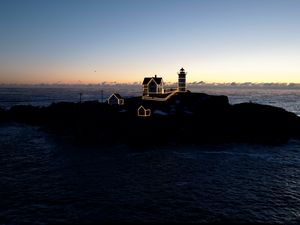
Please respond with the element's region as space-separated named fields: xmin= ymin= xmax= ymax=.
xmin=142 ymin=76 xmax=163 ymax=85
xmin=138 ymin=105 xmax=146 ymax=111
xmin=108 ymin=93 xmax=123 ymax=100
xmin=138 ymin=105 xmax=151 ymax=112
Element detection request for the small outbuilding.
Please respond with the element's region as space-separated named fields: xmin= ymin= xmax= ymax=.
xmin=137 ymin=105 xmax=151 ymax=117
xmin=107 ymin=93 xmax=124 ymax=105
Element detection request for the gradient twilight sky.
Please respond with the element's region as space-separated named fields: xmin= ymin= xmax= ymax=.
xmin=0 ymin=0 xmax=300 ymax=84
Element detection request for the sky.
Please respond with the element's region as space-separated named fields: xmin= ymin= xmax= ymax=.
xmin=0 ymin=0 xmax=300 ymax=84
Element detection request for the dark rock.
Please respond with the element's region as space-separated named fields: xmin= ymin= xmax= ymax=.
xmin=0 ymin=107 xmax=7 ymax=123
xmin=4 ymin=92 xmax=300 ymax=146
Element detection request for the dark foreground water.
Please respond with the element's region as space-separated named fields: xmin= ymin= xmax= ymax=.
xmin=1 ymin=124 xmax=300 ymax=224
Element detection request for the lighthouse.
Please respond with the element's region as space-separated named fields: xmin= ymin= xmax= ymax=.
xmin=177 ymin=67 xmax=187 ymax=92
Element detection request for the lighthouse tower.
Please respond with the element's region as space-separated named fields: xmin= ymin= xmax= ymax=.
xmin=177 ymin=67 xmax=187 ymax=92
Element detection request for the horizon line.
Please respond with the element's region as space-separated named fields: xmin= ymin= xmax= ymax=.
xmin=1 ymin=81 xmax=300 ymax=86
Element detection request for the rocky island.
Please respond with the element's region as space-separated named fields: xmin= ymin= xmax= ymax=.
xmin=1 ymin=90 xmax=300 ymax=147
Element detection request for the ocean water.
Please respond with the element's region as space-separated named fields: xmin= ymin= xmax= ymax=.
xmin=0 ymin=85 xmax=141 ymax=109
xmin=0 ymin=85 xmax=300 ymax=116
xmin=190 ymin=86 xmax=300 ymax=117
xmin=1 ymin=85 xmax=300 ymax=224
xmin=1 ymin=124 xmax=300 ymax=224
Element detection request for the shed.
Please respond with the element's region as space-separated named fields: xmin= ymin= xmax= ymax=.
xmin=137 ymin=105 xmax=151 ymax=117
xmin=107 ymin=93 xmax=124 ymax=105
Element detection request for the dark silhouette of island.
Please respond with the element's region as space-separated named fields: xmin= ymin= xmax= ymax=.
xmin=1 ymin=90 xmax=300 ymax=147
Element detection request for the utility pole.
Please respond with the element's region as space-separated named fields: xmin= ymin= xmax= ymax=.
xmin=79 ymin=93 xmax=82 ymax=103
xmin=100 ymin=90 xmax=104 ymax=103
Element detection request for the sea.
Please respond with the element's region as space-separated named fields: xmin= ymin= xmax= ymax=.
xmin=1 ymin=85 xmax=300 ymax=224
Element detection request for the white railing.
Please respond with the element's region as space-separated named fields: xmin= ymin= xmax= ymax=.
xmin=142 ymin=90 xmax=178 ymax=101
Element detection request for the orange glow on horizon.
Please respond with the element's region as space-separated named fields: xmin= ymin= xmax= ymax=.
xmin=1 ymin=62 xmax=300 ymax=84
